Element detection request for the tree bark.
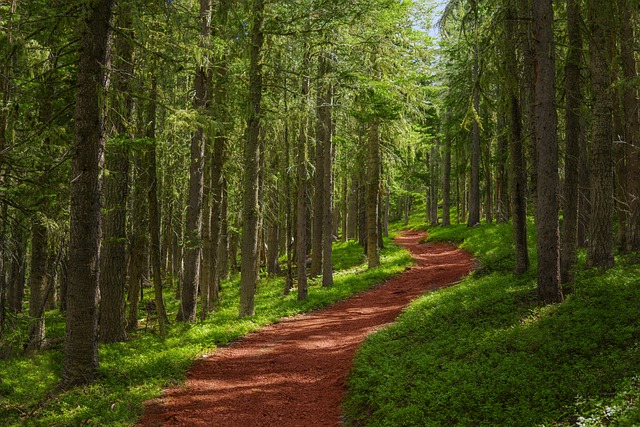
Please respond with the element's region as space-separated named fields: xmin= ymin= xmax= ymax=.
xmin=28 ymin=219 xmax=48 ymax=350
xmin=146 ymin=74 xmax=168 ymax=335
xmin=619 ymin=0 xmax=640 ymax=251
xmin=99 ymin=4 xmax=133 ymax=343
xmin=127 ymin=153 xmax=149 ymax=331
xmin=561 ymin=0 xmax=582 ymax=285
xmin=239 ymin=0 xmax=265 ymax=318
xmin=496 ymin=86 xmax=510 ymax=223
xmin=178 ymin=0 xmax=212 ymax=322
xmin=367 ymin=121 xmax=381 ymax=268
xmin=61 ymin=0 xmax=115 ymax=389
xmin=468 ymin=46 xmax=481 ymax=227
xmin=296 ymin=51 xmax=310 ymax=300
xmin=321 ymin=60 xmax=334 ymax=287
xmin=443 ymin=117 xmax=452 ymax=226
xmin=533 ymin=0 xmax=562 ymax=304
xmin=505 ymin=1 xmax=529 ymax=274
xmin=586 ymin=0 xmax=615 ymax=269
xmin=8 ymin=221 xmax=26 ymax=314
xmin=311 ymin=65 xmax=326 ymax=278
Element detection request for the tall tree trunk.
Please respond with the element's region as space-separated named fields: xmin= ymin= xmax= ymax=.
xmin=496 ymin=88 xmax=510 ymax=223
xmin=283 ymin=73 xmax=294 ymax=293
xmin=200 ymin=155 xmax=213 ymax=319
xmin=520 ymin=0 xmax=537 ymax=210
xmin=506 ymin=1 xmax=529 ymax=274
xmin=28 ymin=219 xmax=48 ymax=350
xmin=207 ymin=0 xmax=232 ymax=308
xmin=61 ymin=0 xmax=115 ymax=389
xmin=430 ymin=146 xmax=438 ymax=226
xmin=348 ymin=172 xmax=358 ymax=239
xmin=561 ymin=0 xmax=583 ymax=285
xmin=8 ymin=221 xmax=26 ymax=314
xmin=296 ymin=55 xmax=310 ymax=300
xmin=533 ymin=0 xmax=562 ymax=303
xmin=367 ymin=121 xmax=381 ymax=268
xmin=311 ymin=63 xmax=327 ymax=278
xmin=178 ymin=0 xmax=212 ymax=322
xmin=468 ymin=47 xmax=481 ymax=227
xmin=443 ymin=118 xmax=452 ymax=226
xmin=321 ymin=62 xmax=334 ymax=287
xmin=483 ymin=133 xmax=493 ymax=224
xmin=619 ymin=0 xmax=640 ymax=251
xmin=99 ymin=4 xmax=133 ymax=343
xmin=586 ymin=0 xmax=615 ymax=269
xmin=127 ymin=155 xmax=149 ymax=331
xmin=146 ymin=74 xmax=168 ymax=335
xmin=239 ymin=0 xmax=264 ymax=318
xmin=218 ymin=176 xmax=230 ymax=281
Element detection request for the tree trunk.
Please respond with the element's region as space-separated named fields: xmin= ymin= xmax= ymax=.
xmin=296 ymin=68 xmax=309 ymax=299
xmin=619 ymin=0 xmax=640 ymax=251
xmin=586 ymin=0 xmax=615 ymax=269
xmin=321 ymin=61 xmax=334 ymax=287
xmin=533 ymin=0 xmax=562 ymax=304
xmin=28 ymin=219 xmax=48 ymax=351
xmin=496 ymin=88 xmax=510 ymax=223
xmin=430 ymin=146 xmax=439 ymax=226
xmin=239 ymin=0 xmax=264 ymax=318
xmin=468 ymin=47 xmax=481 ymax=227
xmin=520 ymin=0 xmax=537 ymax=211
xmin=561 ymin=0 xmax=582 ymax=285
xmin=99 ymin=5 xmax=133 ymax=343
xmin=208 ymin=0 xmax=232 ymax=305
xmin=442 ymin=120 xmax=452 ymax=227
xmin=8 ymin=219 xmax=26 ymax=314
xmin=127 ymin=156 xmax=149 ymax=331
xmin=311 ymin=69 xmax=326 ymax=278
xmin=145 ymin=74 xmax=168 ymax=335
xmin=61 ymin=0 xmax=115 ymax=389
xmin=367 ymin=121 xmax=381 ymax=268
xmin=505 ymin=1 xmax=529 ymax=274
xmin=217 ymin=176 xmax=230 ymax=281
xmin=178 ymin=0 xmax=212 ymax=322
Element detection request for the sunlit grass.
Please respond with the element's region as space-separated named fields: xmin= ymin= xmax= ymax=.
xmin=0 ymin=238 xmax=412 ymax=426
xmin=344 ymin=222 xmax=640 ymax=426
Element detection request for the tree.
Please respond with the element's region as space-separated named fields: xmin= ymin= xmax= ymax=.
xmin=533 ymin=0 xmax=562 ymax=303
xmin=586 ymin=0 xmax=614 ymax=269
xmin=60 ymin=0 xmax=116 ymax=389
xmin=297 ymin=47 xmax=310 ymax=301
xmin=239 ymin=0 xmax=265 ymax=318
xmin=618 ymin=0 xmax=640 ymax=251
xmin=99 ymin=4 xmax=134 ymax=343
xmin=560 ymin=0 xmax=582 ymax=284
xmin=504 ymin=0 xmax=529 ymax=274
xmin=178 ymin=0 xmax=212 ymax=322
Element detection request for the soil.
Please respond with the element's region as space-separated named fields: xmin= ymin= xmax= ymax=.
xmin=137 ymin=230 xmax=474 ymax=427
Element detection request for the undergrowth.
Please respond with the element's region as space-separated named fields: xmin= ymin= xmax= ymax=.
xmin=344 ymin=222 xmax=640 ymax=426
xmin=0 ymin=238 xmax=412 ymax=426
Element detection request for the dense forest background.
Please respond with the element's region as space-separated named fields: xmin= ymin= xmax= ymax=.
xmin=1 ymin=0 xmax=640 ymax=423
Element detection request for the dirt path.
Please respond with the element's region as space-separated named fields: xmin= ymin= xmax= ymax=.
xmin=138 ymin=230 xmax=474 ymax=427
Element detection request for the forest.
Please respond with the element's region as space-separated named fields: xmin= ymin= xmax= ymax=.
xmin=1 ymin=0 xmax=640 ymax=425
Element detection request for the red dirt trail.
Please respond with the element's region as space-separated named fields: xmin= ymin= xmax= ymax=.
xmin=137 ymin=230 xmax=474 ymax=427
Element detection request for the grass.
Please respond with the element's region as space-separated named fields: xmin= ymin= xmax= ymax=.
xmin=0 ymin=238 xmax=412 ymax=426
xmin=344 ymin=221 xmax=640 ymax=426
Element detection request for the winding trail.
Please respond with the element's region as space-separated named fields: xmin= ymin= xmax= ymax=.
xmin=138 ymin=230 xmax=474 ymax=427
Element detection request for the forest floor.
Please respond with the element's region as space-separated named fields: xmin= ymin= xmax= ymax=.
xmin=137 ymin=230 xmax=474 ymax=427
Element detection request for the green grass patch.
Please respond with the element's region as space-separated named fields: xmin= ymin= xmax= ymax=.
xmin=344 ymin=223 xmax=640 ymax=426
xmin=0 ymin=238 xmax=412 ymax=426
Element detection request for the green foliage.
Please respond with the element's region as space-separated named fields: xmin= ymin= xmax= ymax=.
xmin=344 ymin=223 xmax=640 ymax=426
xmin=0 ymin=239 xmax=412 ymax=426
